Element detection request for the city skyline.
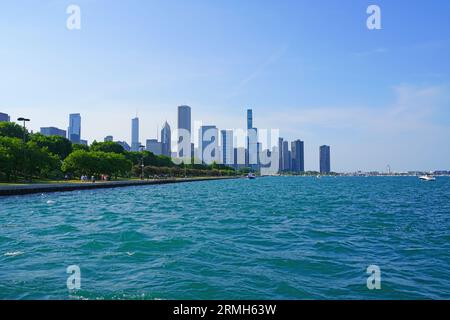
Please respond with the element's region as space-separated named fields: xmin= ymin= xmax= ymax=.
xmin=1 ymin=1 xmax=449 ymax=172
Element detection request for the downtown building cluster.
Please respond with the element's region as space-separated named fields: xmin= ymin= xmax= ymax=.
xmin=127 ymin=106 xmax=331 ymax=174
xmin=0 ymin=108 xmax=331 ymax=174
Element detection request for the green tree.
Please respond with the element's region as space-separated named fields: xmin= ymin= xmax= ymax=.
xmin=72 ymin=143 xmax=90 ymax=152
xmin=0 ymin=136 xmax=25 ymax=181
xmin=23 ymin=141 xmax=60 ymax=180
xmin=62 ymin=150 xmax=97 ymax=177
xmin=0 ymin=136 xmax=59 ymax=181
xmin=91 ymin=141 xmax=125 ymax=154
xmin=0 ymin=143 xmax=14 ymax=181
xmin=62 ymin=150 xmax=132 ymax=179
xmin=0 ymin=122 xmax=28 ymax=140
xmin=30 ymin=133 xmax=73 ymax=160
xmin=125 ymin=151 xmax=174 ymax=168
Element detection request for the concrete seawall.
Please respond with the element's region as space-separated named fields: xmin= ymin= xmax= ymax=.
xmin=0 ymin=177 xmax=239 ymax=197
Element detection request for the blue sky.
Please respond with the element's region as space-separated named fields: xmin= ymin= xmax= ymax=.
xmin=1 ymin=0 xmax=449 ymax=172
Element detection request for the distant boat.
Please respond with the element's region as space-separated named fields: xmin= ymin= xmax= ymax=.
xmin=316 ymin=175 xmax=321 ymax=179
xmin=247 ymin=173 xmax=256 ymax=179
xmin=419 ymin=175 xmax=436 ymax=181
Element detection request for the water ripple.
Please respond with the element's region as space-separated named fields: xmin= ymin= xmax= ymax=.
xmin=0 ymin=176 xmax=449 ymax=299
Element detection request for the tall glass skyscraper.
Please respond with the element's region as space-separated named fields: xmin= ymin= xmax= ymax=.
xmin=247 ymin=109 xmax=253 ymax=130
xmin=320 ymin=145 xmax=331 ymax=173
xmin=68 ymin=113 xmax=81 ymax=144
xmin=291 ymin=140 xmax=305 ymax=173
xmin=177 ymin=105 xmax=191 ymax=158
xmin=161 ymin=121 xmax=172 ymax=157
xmin=131 ymin=117 xmax=140 ymax=152
xmin=178 ymin=105 xmax=191 ymax=133
xmin=221 ymin=129 xmax=233 ymax=165
xmin=282 ymin=140 xmax=291 ymax=171
xmin=199 ymin=125 xmax=218 ymax=164
xmin=246 ymin=109 xmax=258 ymax=167
xmin=278 ymin=137 xmax=284 ymax=173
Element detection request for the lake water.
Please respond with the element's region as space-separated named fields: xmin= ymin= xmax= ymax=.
xmin=1 ymin=176 xmax=449 ymax=299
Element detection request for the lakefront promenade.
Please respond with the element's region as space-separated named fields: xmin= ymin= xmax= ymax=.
xmin=0 ymin=176 xmax=239 ymax=196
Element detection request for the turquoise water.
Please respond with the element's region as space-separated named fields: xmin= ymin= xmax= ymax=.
xmin=0 ymin=176 xmax=449 ymax=299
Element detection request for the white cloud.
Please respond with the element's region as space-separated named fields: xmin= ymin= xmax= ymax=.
xmin=254 ymin=84 xmax=450 ymax=172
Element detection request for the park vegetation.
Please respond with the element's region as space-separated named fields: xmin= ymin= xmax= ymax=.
xmin=0 ymin=121 xmax=239 ymax=182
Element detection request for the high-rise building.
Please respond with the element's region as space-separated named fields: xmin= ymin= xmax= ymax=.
xmin=80 ymin=139 xmax=88 ymax=146
xmin=247 ymin=109 xmax=253 ymax=130
xmin=278 ymin=137 xmax=284 ymax=173
xmin=0 ymin=112 xmax=10 ymax=122
xmin=40 ymin=127 xmax=66 ymax=138
xmin=116 ymin=141 xmax=131 ymax=152
xmin=131 ymin=117 xmax=140 ymax=152
xmin=246 ymin=109 xmax=258 ymax=167
xmin=161 ymin=121 xmax=172 ymax=157
xmin=68 ymin=113 xmax=81 ymax=144
xmin=234 ymin=147 xmax=246 ymax=169
xmin=146 ymin=139 xmax=162 ymax=155
xmin=320 ymin=145 xmax=331 ymax=173
xmin=199 ymin=125 xmax=218 ymax=164
xmin=177 ymin=105 xmax=192 ymax=158
xmin=282 ymin=140 xmax=290 ymax=171
xmin=178 ymin=105 xmax=191 ymax=133
xmin=104 ymin=135 xmax=113 ymax=142
xmin=291 ymin=140 xmax=305 ymax=173
xmin=221 ymin=130 xmax=234 ymax=165
xmin=248 ymin=128 xmax=258 ymax=166
xmin=256 ymin=142 xmax=262 ymax=169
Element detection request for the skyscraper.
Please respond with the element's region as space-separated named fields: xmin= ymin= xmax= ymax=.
xmin=40 ymin=127 xmax=66 ymax=138
xmin=199 ymin=125 xmax=218 ymax=164
xmin=178 ymin=105 xmax=191 ymax=133
xmin=161 ymin=121 xmax=172 ymax=157
xmin=247 ymin=109 xmax=253 ymax=130
xmin=246 ymin=109 xmax=258 ymax=167
xmin=68 ymin=113 xmax=81 ymax=144
xmin=221 ymin=129 xmax=234 ymax=165
xmin=131 ymin=117 xmax=140 ymax=152
xmin=278 ymin=137 xmax=284 ymax=173
xmin=282 ymin=140 xmax=290 ymax=171
xmin=291 ymin=140 xmax=305 ymax=173
xmin=234 ymin=147 xmax=246 ymax=169
xmin=104 ymin=135 xmax=113 ymax=142
xmin=146 ymin=139 xmax=162 ymax=155
xmin=320 ymin=145 xmax=331 ymax=174
xmin=0 ymin=112 xmax=10 ymax=122
xmin=177 ymin=105 xmax=191 ymax=158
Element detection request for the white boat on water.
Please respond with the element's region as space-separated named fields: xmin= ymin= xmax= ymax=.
xmin=419 ymin=175 xmax=436 ymax=181
xmin=247 ymin=173 xmax=256 ymax=179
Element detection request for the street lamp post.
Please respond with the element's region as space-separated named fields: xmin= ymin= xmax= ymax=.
xmin=17 ymin=117 xmax=30 ymax=181
xmin=17 ymin=117 xmax=30 ymax=143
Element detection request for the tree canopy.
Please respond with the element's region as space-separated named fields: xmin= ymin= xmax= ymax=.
xmin=90 ymin=141 xmax=125 ymax=154
xmin=30 ymin=133 xmax=73 ymax=160
xmin=62 ymin=150 xmax=132 ymax=178
xmin=0 ymin=122 xmax=28 ymax=140
xmin=0 ymin=136 xmax=59 ymax=181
